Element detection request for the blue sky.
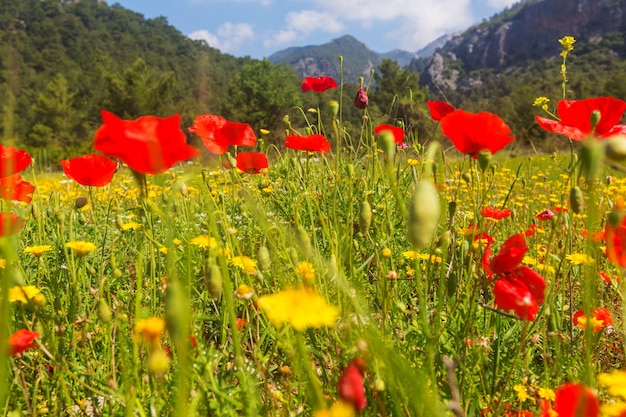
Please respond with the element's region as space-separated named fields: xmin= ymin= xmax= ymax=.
xmin=111 ymin=0 xmax=521 ymax=58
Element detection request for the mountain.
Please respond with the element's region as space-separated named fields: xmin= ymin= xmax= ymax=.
xmin=268 ymin=35 xmax=416 ymax=82
xmin=414 ymin=0 xmax=626 ymax=91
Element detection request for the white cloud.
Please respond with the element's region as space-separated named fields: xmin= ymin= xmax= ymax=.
xmin=485 ymin=0 xmax=520 ymax=8
xmin=264 ymin=9 xmax=344 ymax=47
xmin=188 ymin=22 xmax=255 ymax=53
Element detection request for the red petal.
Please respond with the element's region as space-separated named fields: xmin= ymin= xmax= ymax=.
xmin=374 ymin=124 xmax=405 ymax=145
xmin=338 ymin=363 xmax=367 ymax=411
xmin=0 ymin=145 xmax=32 ymax=178
xmin=441 ymin=110 xmax=514 ymax=158
xmin=236 ymin=152 xmax=268 ymax=174
xmin=301 ymin=76 xmax=337 ymax=93
xmin=60 ymin=154 xmax=118 ymax=187
xmin=554 ymin=383 xmax=599 ymax=417
xmin=285 ymin=133 xmax=331 ymax=153
xmin=490 ymin=234 xmax=528 ymax=275
xmin=426 ymin=100 xmax=455 ymax=121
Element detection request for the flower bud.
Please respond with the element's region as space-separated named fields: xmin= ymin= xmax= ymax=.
xmin=377 ymin=130 xmax=396 ymax=162
xmin=477 ymin=149 xmax=492 ymax=172
xmin=74 ymin=196 xmax=88 ymax=210
xmin=354 ymin=85 xmax=369 ymax=110
xmin=328 ymin=100 xmax=339 ymax=117
xmin=205 ymin=265 xmax=223 ymax=299
xmin=605 ymin=135 xmax=626 ymax=162
xmin=295 ymin=225 xmax=312 ymax=258
xmin=569 ymin=186 xmax=584 ymax=215
xmin=408 ymin=181 xmax=441 ymax=249
xmin=148 ymin=349 xmax=170 ymax=378
xmin=257 ymin=246 xmax=271 ymax=271
xmin=358 ymin=200 xmax=372 ymax=235
xmin=97 ymin=298 xmax=113 ymax=323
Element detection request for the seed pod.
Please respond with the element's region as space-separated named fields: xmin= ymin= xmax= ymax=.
xmin=97 ymin=299 xmax=113 ymax=323
xmin=289 ymin=247 xmax=299 ymax=265
xmin=447 ymin=271 xmax=457 ymax=298
xmin=569 ymin=186 xmax=584 ymax=214
xmin=74 ymin=196 xmax=88 ymax=210
xmin=257 ymin=246 xmax=271 ymax=271
xmin=461 ymin=172 xmax=471 ymax=184
xmin=408 ymin=180 xmax=441 ymax=249
xmin=205 ymin=265 xmax=223 ymax=299
xmin=358 ymin=200 xmax=372 ymax=235
xmin=295 ymin=225 xmax=312 ymax=258
xmin=477 ymin=149 xmax=492 ymax=172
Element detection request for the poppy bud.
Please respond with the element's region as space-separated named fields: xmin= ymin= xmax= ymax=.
xmin=289 ymin=247 xmax=299 ymax=265
xmin=148 ymin=348 xmax=170 ymax=378
xmin=178 ymin=181 xmax=188 ymax=197
xmin=74 ymin=196 xmax=88 ymax=210
xmin=461 ymin=172 xmax=472 ymax=184
xmin=477 ymin=149 xmax=492 ymax=172
xmin=447 ymin=271 xmax=457 ymax=297
xmin=408 ymin=181 xmax=441 ymax=249
xmin=354 ymin=85 xmax=369 ymax=110
xmin=590 ymin=109 xmax=602 ymax=134
xmin=605 ymin=135 xmax=626 ymax=162
xmin=377 ymin=130 xmax=396 ymax=162
xmin=97 ymin=298 xmax=113 ymax=323
xmin=328 ymin=100 xmax=339 ymax=117
xmin=205 ymin=265 xmax=223 ymax=298
xmin=358 ymin=200 xmax=372 ymax=235
xmin=338 ymin=362 xmax=367 ymax=411
xmin=257 ymin=246 xmax=271 ymax=271
xmin=31 ymin=204 xmax=39 ymax=221
xmin=448 ymin=201 xmax=457 ymax=220
xmin=295 ymin=225 xmax=312 ymax=258
xmin=569 ymin=186 xmax=584 ymax=214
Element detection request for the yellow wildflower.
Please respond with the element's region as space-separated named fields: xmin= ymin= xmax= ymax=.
xmin=599 ymin=370 xmax=626 ymax=400
xmin=190 ymin=235 xmax=217 ymax=249
xmin=65 ymin=241 xmax=97 ymax=257
xmin=136 ymin=317 xmax=166 ymax=346
xmin=173 ymin=238 xmax=182 ymax=246
xmin=120 ymin=221 xmax=142 ymax=232
xmin=407 ymin=158 xmax=419 ymax=167
xmin=9 ymin=286 xmax=45 ymax=305
xmin=235 ymin=284 xmax=255 ymax=300
xmin=159 ymin=247 xmax=168 ymax=255
xmin=296 ymin=261 xmax=316 ymax=285
xmin=23 ymin=245 xmax=53 ymax=258
xmin=230 ymin=256 xmax=257 ymax=275
xmin=257 ymin=288 xmax=339 ymax=331
xmin=381 ymin=248 xmax=392 ymax=258
xmin=260 ymin=129 xmax=270 ymax=135
xmin=215 ymin=247 xmax=231 ymax=258
xmin=559 ymin=35 xmax=576 ymax=57
xmin=514 ymin=384 xmax=529 ymax=402
xmin=314 ymin=400 xmax=356 ymax=417
xmin=533 ymin=96 xmax=550 ymax=112
xmin=538 ymin=387 xmax=556 ymax=402
xmin=0 ymin=259 xmax=5 ymax=269
xmin=566 ymin=253 xmax=594 ymax=266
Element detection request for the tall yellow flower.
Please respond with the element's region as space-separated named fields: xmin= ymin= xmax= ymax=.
xmin=296 ymin=261 xmax=315 ymax=285
xmin=65 ymin=241 xmax=97 ymax=257
xmin=23 ymin=245 xmax=53 ymax=258
xmin=190 ymin=235 xmax=217 ymax=249
xmin=9 ymin=286 xmax=45 ymax=305
xmin=230 ymin=256 xmax=257 ymax=276
xmin=257 ymin=288 xmax=339 ymax=331
xmin=136 ymin=317 xmax=166 ymax=347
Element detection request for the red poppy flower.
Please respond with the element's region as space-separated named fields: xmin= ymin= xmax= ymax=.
xmin=300 ymin=76 xmax=337 ymax=93
xmin=94 ymin=110 xmax=199 ymax=175
xmin=0 ymin=174 xmax=35 ymax=203
xmin=60 ymin=154 xmax=118 ymax=187
xmin=189 ymin=114 xmax=257 ymax=155
xmin=0 ymin=145 xmax=32 ymax=178
xmin=338 ymin=360 xmax=366 ymax=412
xmin=285 ymin=132 xmax=331 ymax=153
xmin=236 ymin=152 xmax=268 ymax=174
xmin=235 ymin=318 xmax=248 ymax=330
xmin=605 ymin=215 xmax=626 ymax=268
xmin=573 ymin=307 xmax=613 ymax=332
xmin=0 ymin=213 xmax=24 ymax=236
xmin=536 ymin=97 xmax=626 ymax=141
xmin=440 ymin=110 xmax=515 ymax=158
xmin=374 ymin=124 xmax=405 ymax=145
xmin=354 ymin=85 xmax=369 ymax=109
xmin=8 ymin=329 xmax=39 ymax=356
xmin=553 ymin=383 xmax=599 ymax=417
xmin=480 ymin=206 xmax=512 ymax=220
xmin=483 ymin=234 xmax=546 ymax=321
xmin=426 ymin=100 xmax=455 ymax=121
xmin=536 ymin=209 xmax=556 ymax=221
xmin=599 ymin=271 xmax=620 ymax=283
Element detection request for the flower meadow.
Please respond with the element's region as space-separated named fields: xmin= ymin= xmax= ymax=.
xmin=3 ymin=37 xmax=626 ymax=416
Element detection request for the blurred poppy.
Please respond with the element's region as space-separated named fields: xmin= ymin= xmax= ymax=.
xmin=536 ymin=97 xmax=626 ymax=141
xmin=285 ymin=133 xmax=331 ymax=153
xmin=301 ymin=76 xmax=337 ymax=93
xmin=440 ymin=109 xmax=515 ymax=158
xmin=573 ymin=307 xmax=613 ymax=332
xmin=605 ymin=214 xmax=626 ymax=267
xmin=94 ymin=110 xmax=199 ymax=175
xmin=0 ymin=213 xmax=24 ymax=236
xmin=0 ymin=174 xmax=35 ymax=203
xmin=189 ymin=114 xmax=256 ymax=155
xmin=0 ymin=145 xmax=32 ymax=178
xmin=552 ymin=383 xmax=599 ymax=417
xmin=536 ymin=209 xmax=556 ymax=221
xmin=480 ymin=206 xmax=512 ymax=220
xmin=236 ymin=152 xmax=268 ymax=174
xmin=426 ymin=100 xmax=455 ymax=121
xmin=8 ymin=329 xmax=39 ymax=356
xmin=60 ymin=154 xmax=118 ymax=187
xmin=374 ymin=124 xmax=405 ymax=145
xmin=483 ymin=234 xmax=546 ymax=321
xmin=354 ymin=85 xmax=368 ymax=109
xmin=338 ymin=360 xmax=367 ymax=412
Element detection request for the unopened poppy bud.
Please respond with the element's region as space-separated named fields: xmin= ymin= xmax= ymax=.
xmin=569 ymin=186 xmax=584 ymax=214
xmin=148 ymin=348 xmax=170 ymax=378
xmin=282 ymin=115 xmax=290 ymax=125
xmin=605 ymin=135 xmax=626 ymax=162
xmin=378 ymin=130 xmax=396 ymax=162
xmin=590 ymin=109 xmax=602 ymax=134
xmin=354 ymin=85 xmax=369 ymax=110
xmin=289 ymin=247 xmax=299 ymax=265
xmin=358 ymin=200 xmax=372 ymax=235
xmin=461 ymin=172 xmax=472 ymax=184
xmin=97 ymin=299 xmax=113 ymax=323
xmin=178 ymin=181 xmax=188 ymax=197
xmin=205 ymin=265 xmax=223 ymax=299
xmin=257 ymin=246 xmax=271 ymax=271
xmin=328 ymin=100 xmax=339 ymax=117
xmin=448 ymin=201 xmax=457 ymax=220
xmin=408 ymin=180 xmax=441 ymax=249
xmin=477 ymin=149 xmax=492 ymax=172
xmin=447 ymin=271 xmax=458 ymax=297
xmin=74 ymin=196 xmax=88 ymax=210
xmin=295 ymin=225 xmax=312 ymax=258
xmin=31 ymin=204 xmax=39 ymax=221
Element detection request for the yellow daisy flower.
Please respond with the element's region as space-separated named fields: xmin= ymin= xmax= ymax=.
xmin=257 ymin=288 xmax=339 ymax=331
